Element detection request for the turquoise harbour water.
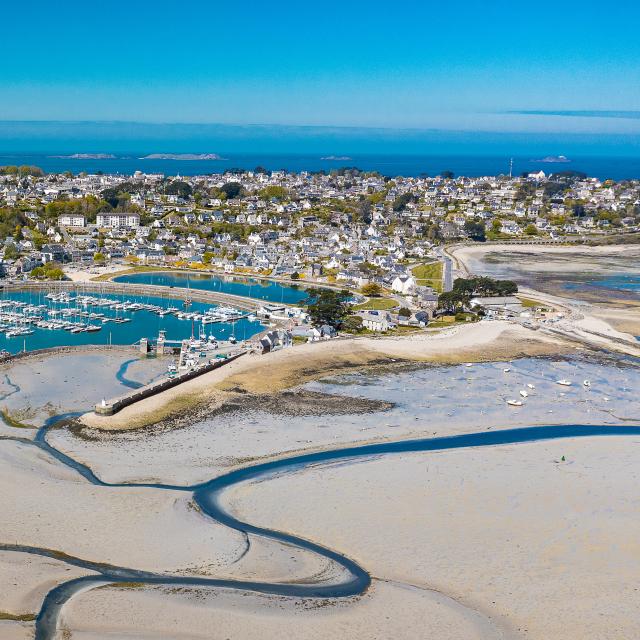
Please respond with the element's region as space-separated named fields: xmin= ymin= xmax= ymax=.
xmin=113 ymin=271 xmax=308 ymax=304
xmin=0 ymin=290 xmax=263 ymax=354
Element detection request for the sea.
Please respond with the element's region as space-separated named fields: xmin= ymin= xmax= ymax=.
xmin=3 ymin=152 xmax=640 ymax=179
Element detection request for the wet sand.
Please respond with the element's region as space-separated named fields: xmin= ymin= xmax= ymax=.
xmin=79 ymin=321 xmax=569 ymax=432
xmin=3 ymin=353 xmax=640 ymax=638
xmin=0 ymin=349 xmax=168 ymax=432
xmin=50 ymin=356 xmax=640 ymax=486
xmin=220 ymin=437 xmax=640 ymax=640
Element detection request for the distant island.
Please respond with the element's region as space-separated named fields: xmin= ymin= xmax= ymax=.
xmin=50 ymin=153 xmax=117 ymax=159
xmin=321 ymin=155 xmax=353 ymax=161
xmin=533 ymin=155 xmax=571 ymax=163
xmin=141 ymin=153 xmax=223 ymax=161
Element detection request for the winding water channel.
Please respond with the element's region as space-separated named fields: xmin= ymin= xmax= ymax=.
xmin=2 ymin=418 xmax=640 ymax=639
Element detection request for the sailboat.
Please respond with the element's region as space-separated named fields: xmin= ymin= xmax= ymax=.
xmin=184 ymin=275 xmax=192 ymax=309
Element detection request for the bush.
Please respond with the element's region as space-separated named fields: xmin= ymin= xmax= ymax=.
xmin=360 ymin=282 xmax=382 ymax=297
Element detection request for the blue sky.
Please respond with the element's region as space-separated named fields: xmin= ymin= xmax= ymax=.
xmin=1 ymin=0 xmax=639 ymax=133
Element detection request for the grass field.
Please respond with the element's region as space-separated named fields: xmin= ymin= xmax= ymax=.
xmin=411 ymin=261 xmax=443 ymax=292
xmin=517 ymin=296 xmax=542 ymax=308
xmin=353 ymin=297 xmax=398 ymax=311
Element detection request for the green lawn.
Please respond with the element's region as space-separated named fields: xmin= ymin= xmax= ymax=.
xmin=518 ymin=297 xmax=538 ymax=308
xmin=353 ymin=297 xmax=398 ymax=311
xmin=411 ymin=261 xmax=443 ymax=292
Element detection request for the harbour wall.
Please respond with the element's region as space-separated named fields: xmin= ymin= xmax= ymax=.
xmin=94 ymin=350 xmax=246 ymax=416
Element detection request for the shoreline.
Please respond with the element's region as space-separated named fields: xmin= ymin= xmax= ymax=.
xmin=79 ymin=321 xmax=570 ymax=431
xmin=447 ymin=242 xmax=640 ymax=346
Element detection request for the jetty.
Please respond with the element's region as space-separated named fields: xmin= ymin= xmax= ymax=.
xmin=95 ymin=350 xmax=246 ymax=416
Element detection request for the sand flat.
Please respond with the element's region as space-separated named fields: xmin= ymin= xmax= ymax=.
xmin=51 ymin=356 xmax=640 ymax=486
xmin=222 ymin=437 xmax=640 ymax=640
xmin=59 ymin=578 xmax=509 ymax=640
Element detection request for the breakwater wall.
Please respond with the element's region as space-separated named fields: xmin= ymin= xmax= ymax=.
xmin=1 ymin=281 xmax=262 ymax=311
xmin=94 ymin=350 xmax=246 ymax=416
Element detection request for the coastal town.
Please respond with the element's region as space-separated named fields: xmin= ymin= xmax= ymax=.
xmin=0 ymin=165 xmax=638 ymax=337
xmin=3 ymin=1 xmax=640 ymax=638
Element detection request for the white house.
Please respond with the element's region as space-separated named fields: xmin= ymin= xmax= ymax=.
xmin=360 ymin=310 xmax=396 ymax=332
xmin=57 ymin=214 xmax=86 ymax=228
xmin=391 ymin=274 xmax=417 ymax=295
xmin=96 ymin=213 xmax=140 ymax=229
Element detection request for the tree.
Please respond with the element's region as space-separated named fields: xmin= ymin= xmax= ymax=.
xmin=524 ymin=224 xmax=538 ymax=236
xmin=290 ymin=271 xmax=300 ymax=280
xmin=31 ymin=263 xmax=65 ymax=281
xmin=341 ymin=315 xmax=363 ymax=333
xmin=393 ymin=193 xmax=414 ymax=211
xmin=355 ymin=197 xmax=373 ymax=224
xmin=463 ymin=220 xmax=486 ymax=242
xmin=93 ymin=252 xmax=106 ymax=264
xmin=4 ymin=244 xmax=19 ymax=260
xmin=203 ymin=251 xmax=215 ymax=264
xmin=572 ymin=203 xmax=586 ymax=218
xmin=304 ymin=288 xmax=352 ymax=328
xmin=437 ymin=291 xmax=462 ymax=314
xmin=220 ymin=182 xmax=243 ymax=199
xmin=398 ymin=307 xmax=412 ymax=318
xmin=165 ymin=180 xmax=192 ymax=198
xmin=259 ymin=185 xmax=288 ymax=201
xmin=452 ymin=276 xmax=518 ymax=297
xmin=360 ymin=282 xmax=382 ymax=297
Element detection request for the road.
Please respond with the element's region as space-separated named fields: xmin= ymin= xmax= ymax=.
xmin=442 ymin=256 xmax=453 ymax=291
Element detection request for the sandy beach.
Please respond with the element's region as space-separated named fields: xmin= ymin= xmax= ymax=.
xmin=448 ymin=243 xmax=640 ymax=344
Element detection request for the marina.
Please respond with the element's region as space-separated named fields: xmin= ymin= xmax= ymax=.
xmin=0 ymin=288 xmax=265 ymax=353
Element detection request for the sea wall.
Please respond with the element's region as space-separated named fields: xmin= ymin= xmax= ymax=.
xmin=94 ymin=351 xmax=246 ymax=416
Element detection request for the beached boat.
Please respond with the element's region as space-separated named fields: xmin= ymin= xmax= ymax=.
xmin=507 ymin=399 xmax=523 ymax=407
xmin=556 ymin=379 xmax=572 ymax=386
